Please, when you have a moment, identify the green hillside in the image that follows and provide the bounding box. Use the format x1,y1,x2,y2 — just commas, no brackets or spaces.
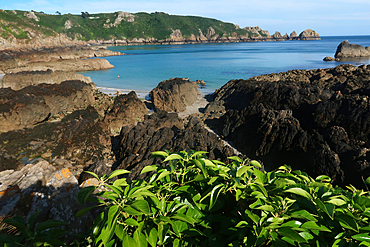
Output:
0,9,259,42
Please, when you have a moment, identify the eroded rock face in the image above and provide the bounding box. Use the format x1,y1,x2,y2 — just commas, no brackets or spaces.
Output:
0,160,94,239
335,40,370,58
0,80,95,132
208,64,370,187
103,91,148,133
0,70,92,90
116,111,243,180
150,78,200,113
298,29,320,40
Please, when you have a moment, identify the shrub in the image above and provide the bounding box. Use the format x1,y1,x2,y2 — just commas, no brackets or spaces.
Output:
77,150,370,246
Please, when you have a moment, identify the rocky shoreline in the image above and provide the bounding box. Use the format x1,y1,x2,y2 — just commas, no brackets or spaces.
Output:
1,40,370,242
97,28,320,46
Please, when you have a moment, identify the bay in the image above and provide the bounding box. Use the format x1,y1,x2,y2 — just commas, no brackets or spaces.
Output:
80,36,370,95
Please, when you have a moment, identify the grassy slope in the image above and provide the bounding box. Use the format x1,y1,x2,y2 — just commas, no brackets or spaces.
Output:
0,10,257,41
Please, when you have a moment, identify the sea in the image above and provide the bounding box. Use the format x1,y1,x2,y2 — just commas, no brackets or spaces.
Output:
79,36,370,96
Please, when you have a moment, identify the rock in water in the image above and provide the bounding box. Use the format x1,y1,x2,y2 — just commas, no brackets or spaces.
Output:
335,40,370,58
150,78,200,112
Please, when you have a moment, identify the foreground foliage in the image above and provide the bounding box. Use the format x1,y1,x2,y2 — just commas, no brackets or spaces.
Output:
78,151,370,246
3,150,370,246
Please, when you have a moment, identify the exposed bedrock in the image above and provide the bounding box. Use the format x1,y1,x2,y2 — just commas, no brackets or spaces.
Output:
116,111,243,180
335,40,370,58
0,80,95,132
0,70,92,90
208,64,370,187
149,78,200,113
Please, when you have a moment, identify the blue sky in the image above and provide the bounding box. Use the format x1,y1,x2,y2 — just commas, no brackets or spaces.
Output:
2,0,369,36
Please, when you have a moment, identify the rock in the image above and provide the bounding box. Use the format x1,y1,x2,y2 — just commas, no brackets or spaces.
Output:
0,80,95,132
116,111,244,180
323,56,338,61
0,70,92,90
272,31,284,40
298,29,320,40
208,64,370,188
290,31,298,39
103,91,148,133
335,40,370,58
195,79,206,86
0,160,94,240
150,78,200,113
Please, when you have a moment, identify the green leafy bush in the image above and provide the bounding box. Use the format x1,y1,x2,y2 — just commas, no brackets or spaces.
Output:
77,150,370,246
0,211,67,246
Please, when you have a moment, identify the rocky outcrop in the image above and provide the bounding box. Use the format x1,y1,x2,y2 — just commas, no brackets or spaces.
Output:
103,11,135,28
0,160,94,239
335,40,370,58
0,70,92,90
103,91,149,134
208,64,370,188
298,29,320,40
0,80,95,132
150,78,200,112
116,111,244,180
0,45,122,72
323,56,338,61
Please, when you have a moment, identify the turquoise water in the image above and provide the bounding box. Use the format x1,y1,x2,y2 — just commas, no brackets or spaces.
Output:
80,36,370,94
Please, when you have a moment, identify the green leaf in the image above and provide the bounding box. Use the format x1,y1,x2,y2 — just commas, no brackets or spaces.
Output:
254,169,267,184
255,205,275,212
250,160,262,168
365,177,370,185
281,220,302,228
171,220,188,236
2,216,27,237
208,183,224,210
191,159,208,178
83,170,100,180
245,209,260,225
228,156,243,163
141,165,158,174
125,218,139,226
155,170,171,182
76,206,96,217
35,219,67,232
326,198,347,206
124,206,144,216
335,213,359,232
277,227,307,243
171,213,196,226
173,238,180,247
77,186,96,205
236,165,251,177
131,200,151,215
315,175,331,182
163,154,183,162
315,199,335,220
300,221,331,232
150,151,169,159
353,233,370,242
134,230,148,247
123,235,137,247
147,228,158,247
113,178,128,188
235,221,249,228
106,169,131,180
285,188,312,200
189,151,208,159
27,210,40,229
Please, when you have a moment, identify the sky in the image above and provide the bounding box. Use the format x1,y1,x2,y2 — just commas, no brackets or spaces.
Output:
1,0,369,36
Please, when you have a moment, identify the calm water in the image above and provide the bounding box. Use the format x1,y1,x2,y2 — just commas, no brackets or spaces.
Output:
80,36,370,94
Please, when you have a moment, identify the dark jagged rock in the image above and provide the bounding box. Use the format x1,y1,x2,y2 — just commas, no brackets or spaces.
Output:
335,40,370,58
103,91,148,134
149,78,200,112
208,64,370,187
116,111,242,180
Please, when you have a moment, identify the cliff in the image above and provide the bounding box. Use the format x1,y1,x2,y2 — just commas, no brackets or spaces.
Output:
0,9,320,49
